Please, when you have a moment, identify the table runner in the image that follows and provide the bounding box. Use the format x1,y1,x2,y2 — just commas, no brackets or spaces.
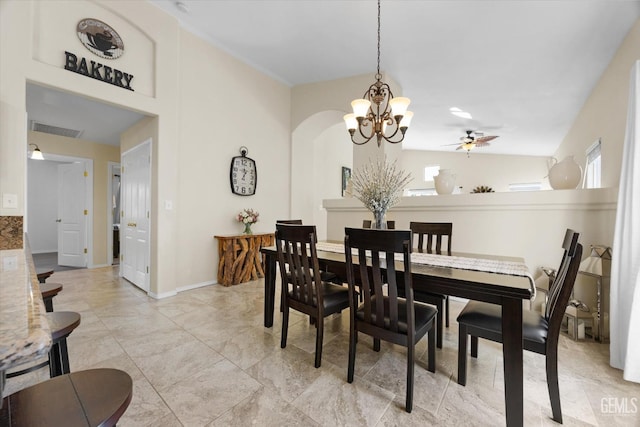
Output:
316,241,535,299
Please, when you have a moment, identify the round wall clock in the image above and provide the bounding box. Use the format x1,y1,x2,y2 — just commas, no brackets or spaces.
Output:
230,146,257,196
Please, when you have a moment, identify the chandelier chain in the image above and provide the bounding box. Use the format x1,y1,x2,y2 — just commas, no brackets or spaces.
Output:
376,0,381,80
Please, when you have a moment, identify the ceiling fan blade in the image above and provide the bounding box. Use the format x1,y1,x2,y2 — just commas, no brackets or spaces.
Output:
455,145,464,150
476,135,498,143
474,141,491,148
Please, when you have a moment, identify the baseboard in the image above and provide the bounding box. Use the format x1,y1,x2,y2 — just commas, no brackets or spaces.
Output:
31,249,57,254
148,290,178,299
177,280,217,293
137,280,217,299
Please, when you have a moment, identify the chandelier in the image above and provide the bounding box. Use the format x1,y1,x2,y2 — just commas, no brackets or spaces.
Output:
344,0,413,147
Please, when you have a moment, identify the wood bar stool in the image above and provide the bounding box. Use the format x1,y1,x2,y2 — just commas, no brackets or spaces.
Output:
0,368,133,427
40,282,63,312
6,312,81,379
36,269,54,284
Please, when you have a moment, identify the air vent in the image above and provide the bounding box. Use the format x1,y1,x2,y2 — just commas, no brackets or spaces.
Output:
30,121,83,138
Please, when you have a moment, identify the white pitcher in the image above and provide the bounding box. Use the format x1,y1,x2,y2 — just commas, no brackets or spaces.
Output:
434,169,456,195
548,156,582,189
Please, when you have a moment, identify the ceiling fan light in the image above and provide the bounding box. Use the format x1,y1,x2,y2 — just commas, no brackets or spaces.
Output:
351,99,371,118
399,111,413,128
343,113,357,131
389,97,410,117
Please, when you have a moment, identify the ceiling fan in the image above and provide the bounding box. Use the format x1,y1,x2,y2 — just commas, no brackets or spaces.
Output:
448,130,499,156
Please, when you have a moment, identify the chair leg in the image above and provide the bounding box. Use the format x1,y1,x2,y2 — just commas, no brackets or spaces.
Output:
280,304,289,349
406,343,414,413
49,342,63,377
58,338,71,375
436,301,443,349
348,327,357,383
314,317,324,368
457,324,467,386
445,296,450,328
373,338,381,352
427,324,436,373
471,336,478,358
546,349,563,423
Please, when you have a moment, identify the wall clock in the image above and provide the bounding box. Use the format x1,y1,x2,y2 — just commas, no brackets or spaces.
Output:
230,146,257,196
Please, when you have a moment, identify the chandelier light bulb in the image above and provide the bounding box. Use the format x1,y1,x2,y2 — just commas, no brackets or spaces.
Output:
351,99,372,118
343,113,358,131
399,111,414,128
389,97,410,117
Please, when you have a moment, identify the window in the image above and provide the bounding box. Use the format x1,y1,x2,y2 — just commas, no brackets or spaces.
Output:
584,139,602,189
406,188,437,196
509,182,543,192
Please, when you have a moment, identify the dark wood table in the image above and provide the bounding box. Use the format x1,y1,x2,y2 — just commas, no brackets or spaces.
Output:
261,244,532,427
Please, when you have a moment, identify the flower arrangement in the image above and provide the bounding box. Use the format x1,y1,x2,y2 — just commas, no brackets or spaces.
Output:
237,208,259,234
351,156,412,228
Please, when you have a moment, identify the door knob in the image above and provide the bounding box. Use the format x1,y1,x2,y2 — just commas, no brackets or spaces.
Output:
55,219,62,223
128,222,137,227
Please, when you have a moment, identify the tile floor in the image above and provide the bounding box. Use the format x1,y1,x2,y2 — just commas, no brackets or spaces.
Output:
5,266,639,426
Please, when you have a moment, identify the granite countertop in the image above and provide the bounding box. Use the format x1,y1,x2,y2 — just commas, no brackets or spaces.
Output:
0,242,52,378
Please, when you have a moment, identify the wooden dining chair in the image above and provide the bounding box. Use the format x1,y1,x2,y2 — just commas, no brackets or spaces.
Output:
457,229,582,423
276,220,341,284
344,228,437,413
275,223,351,368
362,219,395,229
409,221,453,349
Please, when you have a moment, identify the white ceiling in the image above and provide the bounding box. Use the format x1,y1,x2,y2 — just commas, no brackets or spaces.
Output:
27,1,640,155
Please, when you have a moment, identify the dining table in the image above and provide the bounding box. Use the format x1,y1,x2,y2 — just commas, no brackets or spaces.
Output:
261,241,534,427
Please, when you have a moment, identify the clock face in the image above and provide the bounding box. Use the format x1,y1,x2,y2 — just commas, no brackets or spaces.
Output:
230,155,257,196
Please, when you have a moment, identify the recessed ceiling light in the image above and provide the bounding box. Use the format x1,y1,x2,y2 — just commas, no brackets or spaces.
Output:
175,1,189,13
449,107,472,119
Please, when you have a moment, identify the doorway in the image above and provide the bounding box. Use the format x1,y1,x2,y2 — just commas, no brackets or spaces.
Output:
27,153,93,269
107,162,121,266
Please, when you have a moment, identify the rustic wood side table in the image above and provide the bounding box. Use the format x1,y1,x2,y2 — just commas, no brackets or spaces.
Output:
214,232,275,286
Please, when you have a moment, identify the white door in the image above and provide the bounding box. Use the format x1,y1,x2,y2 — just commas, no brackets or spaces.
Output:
57,162,87,267
121,140,151,291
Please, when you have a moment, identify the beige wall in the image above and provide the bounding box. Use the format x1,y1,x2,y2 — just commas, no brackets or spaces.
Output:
174,30,291,292
27,131,120,265
400,150,550,193
0,0,291,297
555,18,640,187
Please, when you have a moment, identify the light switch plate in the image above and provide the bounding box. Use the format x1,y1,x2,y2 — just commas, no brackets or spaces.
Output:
2,255,18,271
2,193,18,209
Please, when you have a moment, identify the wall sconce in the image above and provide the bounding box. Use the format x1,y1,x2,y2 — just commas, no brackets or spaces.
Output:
578,245,612,342
29,143,44,160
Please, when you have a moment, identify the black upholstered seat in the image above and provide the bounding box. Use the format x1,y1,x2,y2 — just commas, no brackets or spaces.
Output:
457,229,582,423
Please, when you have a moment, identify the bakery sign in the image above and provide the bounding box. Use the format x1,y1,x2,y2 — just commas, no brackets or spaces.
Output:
64,18,134,91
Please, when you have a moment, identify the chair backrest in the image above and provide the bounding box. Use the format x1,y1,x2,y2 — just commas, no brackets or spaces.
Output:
275,223,323,308
409,222,452,255
544,229,582,344
276,219,303,225
344,228,414,334
362,219,396,229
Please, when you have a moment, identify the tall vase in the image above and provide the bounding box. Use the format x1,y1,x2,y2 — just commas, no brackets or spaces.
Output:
372,210,387,229
548,156,582,189
243,222,253,234
434,169,456,195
